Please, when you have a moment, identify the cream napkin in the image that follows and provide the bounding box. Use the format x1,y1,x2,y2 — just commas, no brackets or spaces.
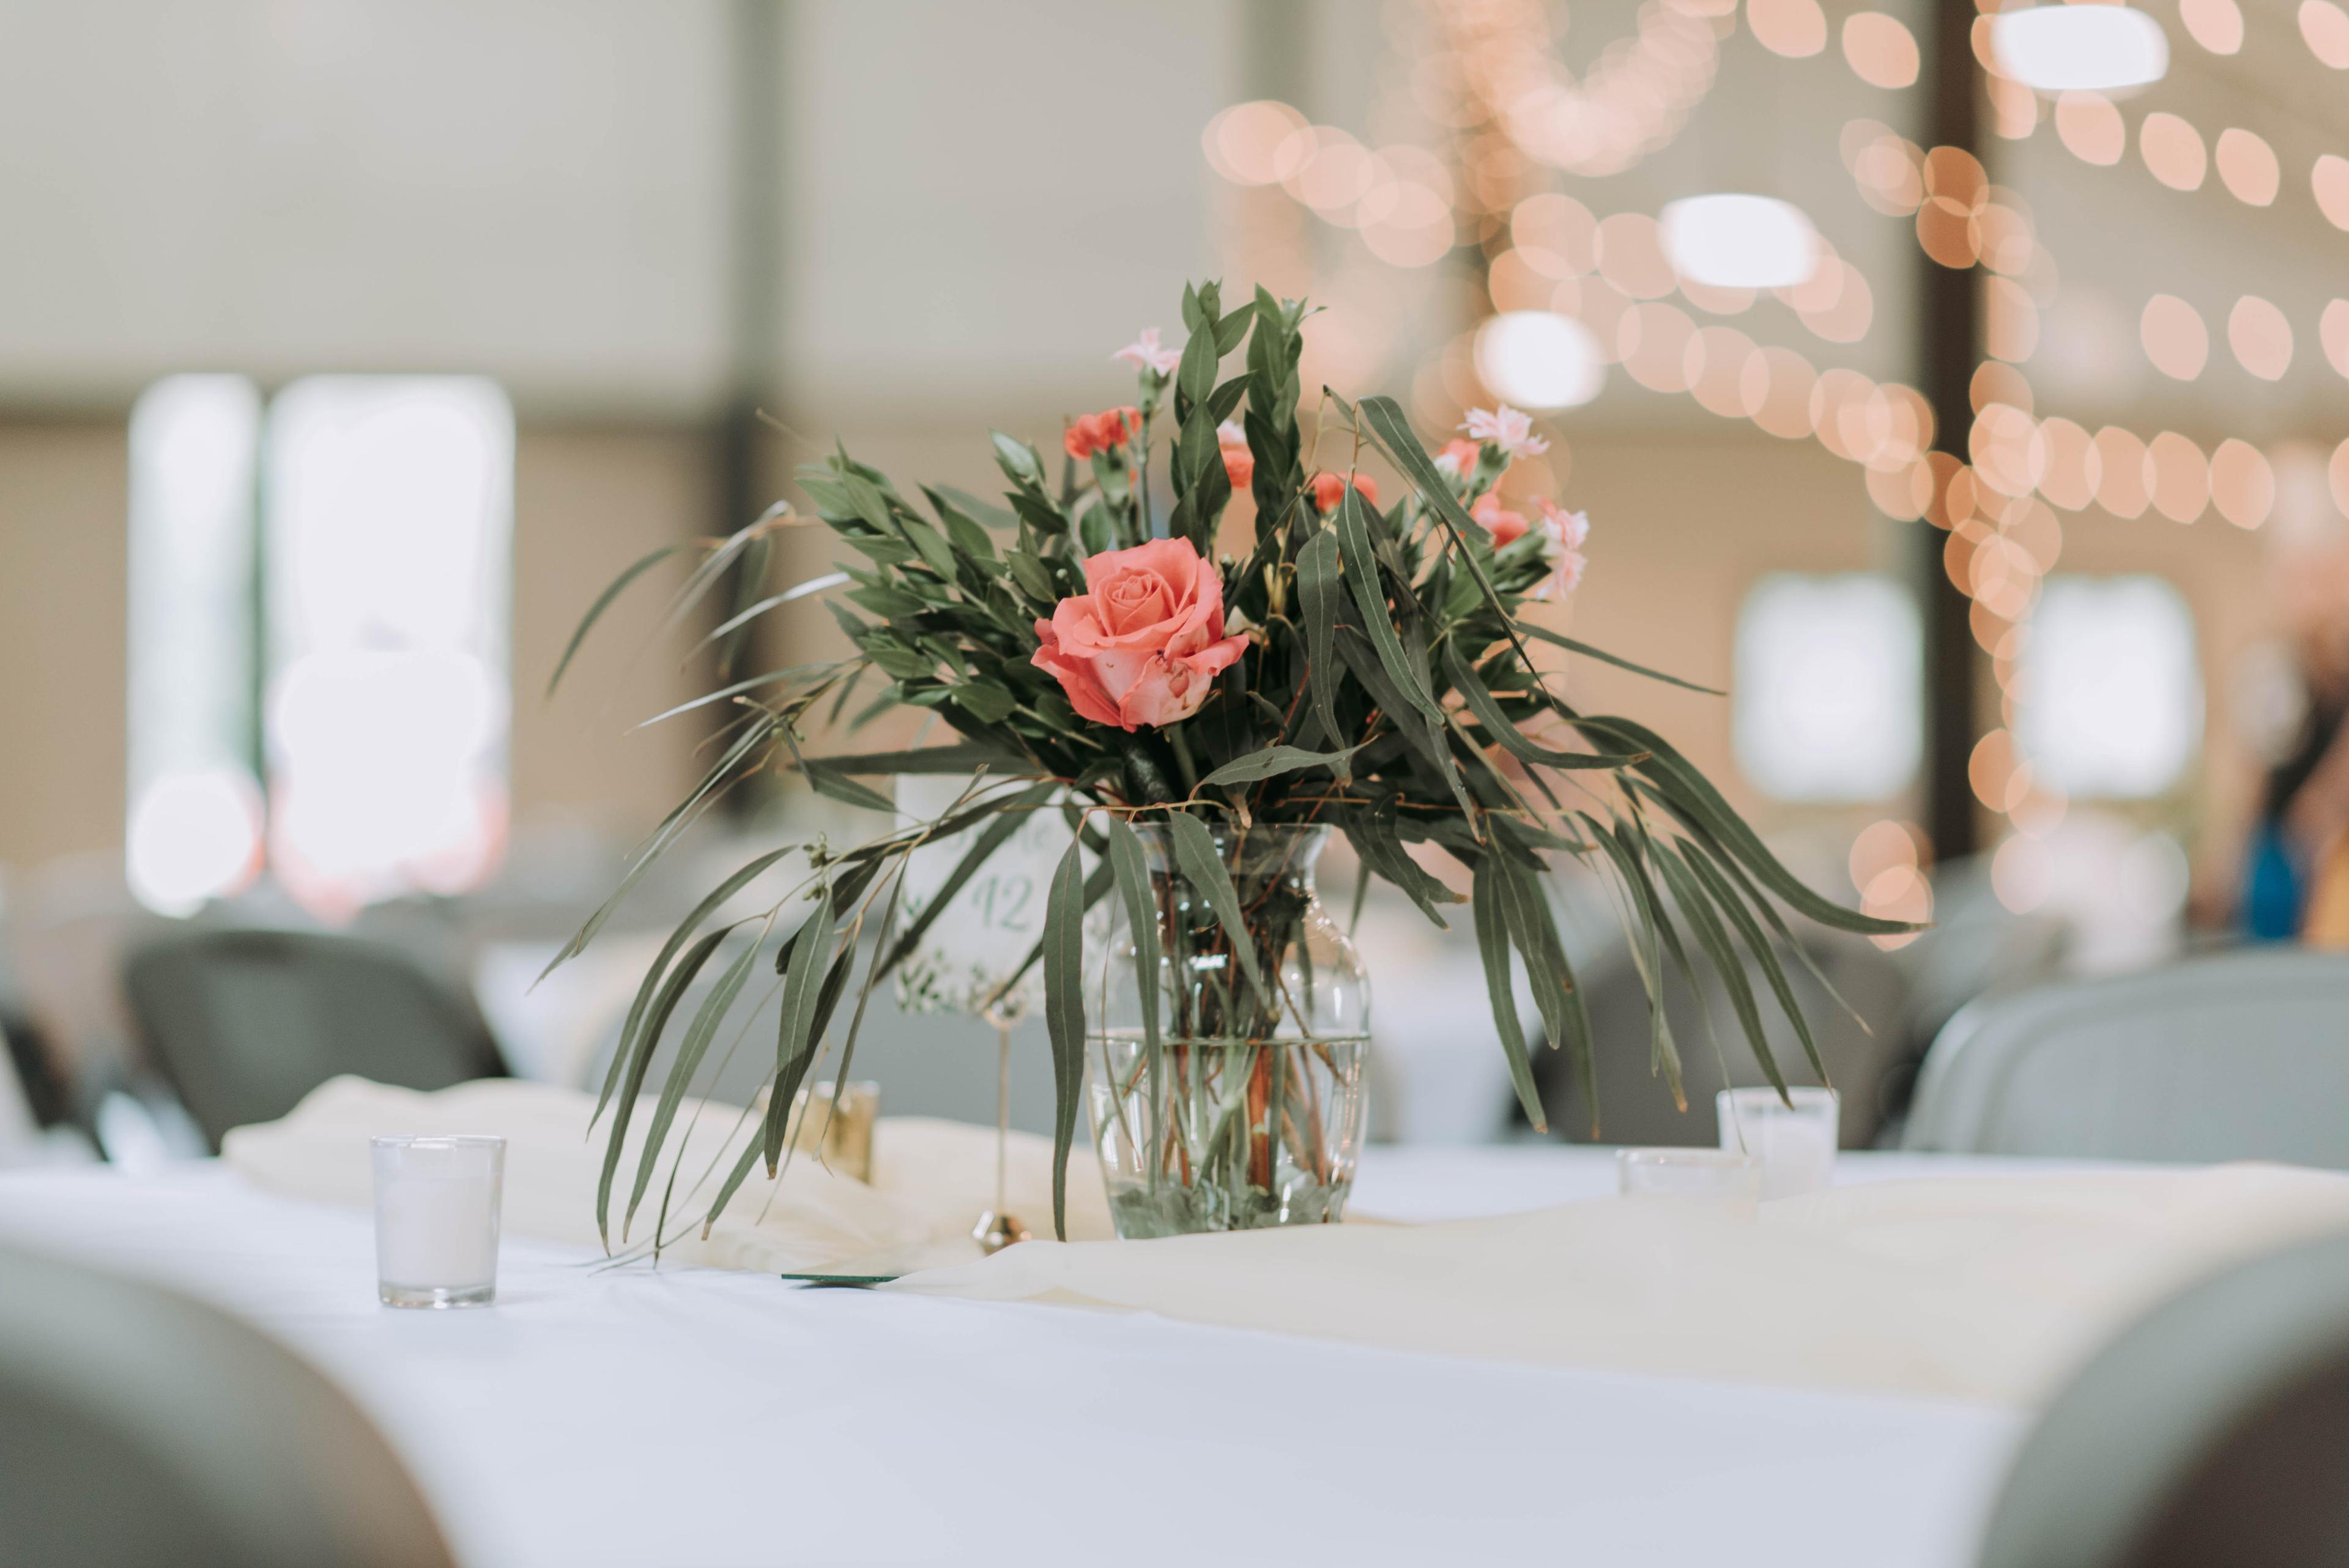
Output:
888,1163,2349,1406
221,1075,1114,1274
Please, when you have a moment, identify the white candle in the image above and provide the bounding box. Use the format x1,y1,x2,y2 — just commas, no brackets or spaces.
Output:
1716,1088,1839,1200
371,1135,504,1307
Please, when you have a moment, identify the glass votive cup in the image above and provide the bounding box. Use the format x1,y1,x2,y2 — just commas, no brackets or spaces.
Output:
1717,1087,1841,1200
1614,1148,1763,1216
371,1134,505,1309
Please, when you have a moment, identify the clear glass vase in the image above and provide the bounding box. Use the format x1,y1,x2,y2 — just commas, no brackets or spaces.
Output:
1085,823,1370,1238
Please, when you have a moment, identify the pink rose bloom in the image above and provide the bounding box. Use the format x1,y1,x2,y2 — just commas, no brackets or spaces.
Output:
1031,538,1247,730
1471,491,1528,548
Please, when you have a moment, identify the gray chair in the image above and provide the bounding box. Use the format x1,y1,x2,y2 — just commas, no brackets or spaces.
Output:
1904,948,2349,1166
125,929,506,1150
1979,1232,2349,1567
0,1243,456,1568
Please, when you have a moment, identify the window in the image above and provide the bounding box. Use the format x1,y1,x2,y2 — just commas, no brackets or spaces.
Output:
1733,573,1922,802
125,376,265,916
125,374,514,920
2015,576,2202,799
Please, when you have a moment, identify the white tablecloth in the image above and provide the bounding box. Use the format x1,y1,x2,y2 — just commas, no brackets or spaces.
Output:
0,1150,2039,1568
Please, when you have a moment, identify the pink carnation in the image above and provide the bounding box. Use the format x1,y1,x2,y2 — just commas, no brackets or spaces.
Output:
1113,327,1182,377
1529,501,1591,600
1460,405,1549,457
1031,538,1247,730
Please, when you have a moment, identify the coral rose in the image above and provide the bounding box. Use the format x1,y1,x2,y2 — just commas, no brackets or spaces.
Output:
1031,537,1247,730
1310,471,1378,513
1471,491,1529,548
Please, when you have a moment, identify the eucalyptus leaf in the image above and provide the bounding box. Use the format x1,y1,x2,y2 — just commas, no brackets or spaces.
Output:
1041,836,1088,1240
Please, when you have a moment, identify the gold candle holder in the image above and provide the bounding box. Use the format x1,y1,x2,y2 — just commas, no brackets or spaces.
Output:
753,1080,880,1183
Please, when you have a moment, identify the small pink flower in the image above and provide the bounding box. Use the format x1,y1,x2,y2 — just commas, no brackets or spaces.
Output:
1461,405,1550,457
1471,491,1528,548
1113,327,1182,378
1432,438,1483,477
1217,419,1254,487
1031,538,1247,730
1311,472,1379,513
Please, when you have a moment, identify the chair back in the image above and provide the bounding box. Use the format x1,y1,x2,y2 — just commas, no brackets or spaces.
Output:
1904,948,2349,1165
1978,1232,2349,1568
125,929,503,1149
0,1243,456,1568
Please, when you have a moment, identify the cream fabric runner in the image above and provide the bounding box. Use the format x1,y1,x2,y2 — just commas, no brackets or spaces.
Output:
889,1164,2349,1407
222,1076,1114,1274
224,1079,2349,1407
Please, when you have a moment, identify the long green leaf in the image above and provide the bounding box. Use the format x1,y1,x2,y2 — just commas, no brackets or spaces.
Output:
1102,816,1162,1066
1471,861,1547,1132
1041,836,1089,1241
1677,835,1830,1087
1515,622,1722,695
814,742,1034,776
546,543,688,698
1294,527,1345,745
1441,644,1641,770
588,844,801,1126
1162,811,1265,997
1649,841,1789,1099
624,930,760,1238
1584,716,1915,937
764,887,837,1174
1332,488,1441,723
1196,743,1362,789
630,663,836,732
1342,816,1460,929
596,924,731,1246
685,572,851,662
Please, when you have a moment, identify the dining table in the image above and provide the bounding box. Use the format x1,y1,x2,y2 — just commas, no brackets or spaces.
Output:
0,1146,2057,1568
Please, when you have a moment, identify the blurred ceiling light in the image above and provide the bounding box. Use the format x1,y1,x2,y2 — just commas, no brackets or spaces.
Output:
2138,112,2206,190
126,374,265,917
1733,573,1922,802
2016,576,2202,798
2227,295,2294,380
1658,195,1819,290
2213,127,2279,205
2301,0,2349,66
2139,294,2208,381
2180,0,2244,53
1841,12,1921,87
264,377,514,920
1473,310,1605,409
1748,0,1828,56
1991,6,2170,92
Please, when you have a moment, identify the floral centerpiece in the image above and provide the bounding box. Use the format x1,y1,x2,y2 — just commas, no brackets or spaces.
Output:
552,281,1907,1250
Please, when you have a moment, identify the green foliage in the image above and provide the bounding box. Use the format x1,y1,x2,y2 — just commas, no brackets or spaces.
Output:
549,280,1922,1251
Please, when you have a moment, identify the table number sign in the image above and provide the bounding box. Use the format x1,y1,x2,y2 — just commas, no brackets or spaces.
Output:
891,773,1074,1020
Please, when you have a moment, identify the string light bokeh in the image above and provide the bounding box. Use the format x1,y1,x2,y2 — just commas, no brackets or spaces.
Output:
1200,0,2345,924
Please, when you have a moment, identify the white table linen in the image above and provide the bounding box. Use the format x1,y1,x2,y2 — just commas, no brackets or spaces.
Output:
0,1151,2035,1568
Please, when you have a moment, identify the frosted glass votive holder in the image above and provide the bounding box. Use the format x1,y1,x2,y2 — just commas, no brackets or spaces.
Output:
1615,1148,1763,1216
1717,1087,1840,1200
371,1135,505,1309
